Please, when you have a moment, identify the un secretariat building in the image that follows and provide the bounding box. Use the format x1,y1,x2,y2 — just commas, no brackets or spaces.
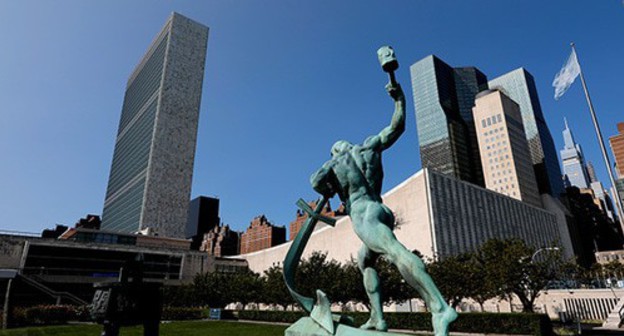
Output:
101,13,208,238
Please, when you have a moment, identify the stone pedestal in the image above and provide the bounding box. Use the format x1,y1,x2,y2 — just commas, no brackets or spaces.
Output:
285,317,407,336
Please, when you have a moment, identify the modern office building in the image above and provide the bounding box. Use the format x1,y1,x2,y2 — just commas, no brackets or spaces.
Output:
239,169,573,274
0,233,248,304
590,181,617,222
489,68,563,197
101,13,209,238
186,196,220,249
587,161,598,183
410,55,487,186
560,119,591,189
473,89,541,207
616,179,624,210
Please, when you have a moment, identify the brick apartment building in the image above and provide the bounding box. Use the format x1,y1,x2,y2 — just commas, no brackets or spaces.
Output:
239,215,286,254
289,200,346,240
200,224,240,257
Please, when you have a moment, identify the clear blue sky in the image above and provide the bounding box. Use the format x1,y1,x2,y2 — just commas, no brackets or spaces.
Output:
0,1,622,235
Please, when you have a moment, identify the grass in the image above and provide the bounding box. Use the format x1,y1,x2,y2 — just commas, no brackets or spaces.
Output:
0,321,287,336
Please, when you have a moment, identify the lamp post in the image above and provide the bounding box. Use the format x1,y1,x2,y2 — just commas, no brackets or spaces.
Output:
530,247,560,264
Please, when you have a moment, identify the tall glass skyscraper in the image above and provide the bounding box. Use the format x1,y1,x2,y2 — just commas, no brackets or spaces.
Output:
410,55,487,186
101,13,209,238
560,119,590,189
489,68,564,197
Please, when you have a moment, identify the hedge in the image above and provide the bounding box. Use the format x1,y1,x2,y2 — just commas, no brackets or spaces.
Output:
237,310,553,336
161,307,206,320
10,305,90,327
6,305,239,327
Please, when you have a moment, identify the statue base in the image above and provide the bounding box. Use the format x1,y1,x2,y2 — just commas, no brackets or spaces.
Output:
285,317,407,336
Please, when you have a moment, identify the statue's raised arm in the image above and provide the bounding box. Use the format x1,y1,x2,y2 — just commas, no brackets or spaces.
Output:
376,82,405,150
373,46,406,151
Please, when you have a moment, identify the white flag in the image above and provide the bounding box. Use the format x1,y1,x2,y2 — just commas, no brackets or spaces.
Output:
553,49,581,100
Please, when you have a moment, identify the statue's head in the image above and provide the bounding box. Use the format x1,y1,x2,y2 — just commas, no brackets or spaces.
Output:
331,140,352,157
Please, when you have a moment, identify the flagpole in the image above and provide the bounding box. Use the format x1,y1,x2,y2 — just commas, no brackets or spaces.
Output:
572,42,624,227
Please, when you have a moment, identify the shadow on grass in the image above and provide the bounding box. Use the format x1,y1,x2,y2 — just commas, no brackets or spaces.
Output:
0,321,287,336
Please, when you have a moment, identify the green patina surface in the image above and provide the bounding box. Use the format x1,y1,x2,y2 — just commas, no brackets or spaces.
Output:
282,46,457,336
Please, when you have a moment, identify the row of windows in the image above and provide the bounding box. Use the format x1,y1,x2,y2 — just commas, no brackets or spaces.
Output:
106,101,157,199
481,114,503,128
482,127,505,140
428,171,559,258
101,176,146,233
118,33,168,133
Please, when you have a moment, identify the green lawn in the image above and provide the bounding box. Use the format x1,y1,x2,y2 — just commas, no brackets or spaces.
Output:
0,321,287,336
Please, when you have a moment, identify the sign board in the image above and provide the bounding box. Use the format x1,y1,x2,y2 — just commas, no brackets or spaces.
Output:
209,308,221,320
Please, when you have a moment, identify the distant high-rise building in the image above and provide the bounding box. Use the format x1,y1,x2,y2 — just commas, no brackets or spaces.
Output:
473,89,541,207
560,119,591,189
616,179,624,211
239,215,286,254
610,122,624,178
186,196,220,249
590,181,617,222
101,13,209,237
410,55,487,186
489,68,563,197
587,161,598,183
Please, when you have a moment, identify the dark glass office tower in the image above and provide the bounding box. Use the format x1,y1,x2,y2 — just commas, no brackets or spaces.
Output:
410,55,487,186
489,68,564,197
101,13,209,238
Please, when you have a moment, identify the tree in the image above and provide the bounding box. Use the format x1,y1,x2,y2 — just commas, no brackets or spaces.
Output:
428,253,485,309
262,265,293,310
603,260,624,281
229,270,263,310
336,258,367,308
375,257,419,306
161,284,196,307
295,251,344,304
478,238,564,313
193,272,228,308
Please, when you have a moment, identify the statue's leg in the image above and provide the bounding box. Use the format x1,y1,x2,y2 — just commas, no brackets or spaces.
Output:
357,245,387,331
360,221,457,336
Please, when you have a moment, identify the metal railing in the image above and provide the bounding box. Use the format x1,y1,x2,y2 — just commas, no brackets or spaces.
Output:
18,274,87,305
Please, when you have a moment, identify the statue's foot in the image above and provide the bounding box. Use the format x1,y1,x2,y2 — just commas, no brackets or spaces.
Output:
360,317,388,332
432,307,458,336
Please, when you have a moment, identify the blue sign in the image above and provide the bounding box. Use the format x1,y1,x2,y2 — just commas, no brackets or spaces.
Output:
209,308,221,320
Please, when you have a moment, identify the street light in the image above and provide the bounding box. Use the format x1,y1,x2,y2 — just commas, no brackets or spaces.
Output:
530,247,560,263
517,247,560,264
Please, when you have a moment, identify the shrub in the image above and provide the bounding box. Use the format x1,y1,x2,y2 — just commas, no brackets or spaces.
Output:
7,305,90,327
161,307,205,320
23,305,76,326
238,310,305,323
160,307,237,321
238,310,553,336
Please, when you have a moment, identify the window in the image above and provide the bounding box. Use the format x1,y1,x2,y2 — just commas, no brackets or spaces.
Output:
481,120,487,128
